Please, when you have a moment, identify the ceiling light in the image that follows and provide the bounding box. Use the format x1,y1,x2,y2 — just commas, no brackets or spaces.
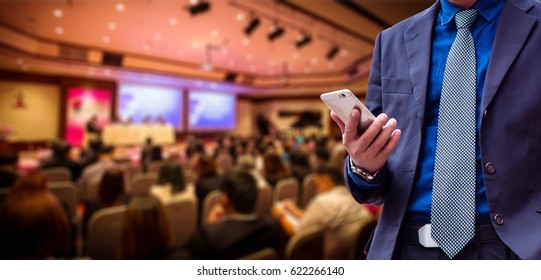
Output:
244,16,260,36
296,33,312,48
189,1,210,16
327,46,340,60
268,24,285,41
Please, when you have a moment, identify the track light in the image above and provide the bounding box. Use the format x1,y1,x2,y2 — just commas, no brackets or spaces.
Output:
296,33,312,48
268,24,285,41
326,46,340,60
244,16,260,36
189,1,210,16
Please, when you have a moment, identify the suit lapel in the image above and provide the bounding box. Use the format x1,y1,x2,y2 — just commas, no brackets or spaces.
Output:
404,3,439,123
481,0,536,112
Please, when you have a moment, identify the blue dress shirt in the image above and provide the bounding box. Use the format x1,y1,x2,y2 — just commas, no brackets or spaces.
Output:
347,0,504,224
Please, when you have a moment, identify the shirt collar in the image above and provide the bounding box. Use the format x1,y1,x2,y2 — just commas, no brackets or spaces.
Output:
440,0,505,25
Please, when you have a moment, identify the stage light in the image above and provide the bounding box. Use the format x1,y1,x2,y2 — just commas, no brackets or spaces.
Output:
268,24,285,41
296,33,312,48
244,16,260,36
189,1,210,16
326,46,340,60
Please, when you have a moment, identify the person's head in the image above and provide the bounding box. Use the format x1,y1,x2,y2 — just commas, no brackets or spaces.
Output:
98,167,125,205
88,139,103,152
196,155,216,176
98,145,114,160
0,190,69,259
51,141,71,158
219,170,258,215
158,162,185,193
12,171,48,194
263,152,288,176
316,164,344,187
120,195,171,259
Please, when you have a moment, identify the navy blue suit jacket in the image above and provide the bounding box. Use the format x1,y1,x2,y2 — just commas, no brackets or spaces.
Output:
346,0,541,259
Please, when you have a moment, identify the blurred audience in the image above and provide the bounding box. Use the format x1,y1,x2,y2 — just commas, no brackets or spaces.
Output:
272,165,373,259
262,152,290,187
40,140,82,181
186,170,286,259
194,155,222,222
0,151,19,189
0,172,69,259
141,137,162,172
119,195,171,259
78,145,116,201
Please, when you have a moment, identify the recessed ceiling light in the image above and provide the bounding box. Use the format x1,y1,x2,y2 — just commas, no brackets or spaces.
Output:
340,49,349,57
108,22,117,30
210,29,219,37
191,41,200,49
115,3,125,12
245,54,253,61
236,12,245,22
327,62,335,69
310,57,319,65
292,52,300,60
177,50,184,58
250,65,257,72
102,36,111,44
53,9,63,18
55,26,64,35
168,18,177,26
242,38,250,46
154,33,162,40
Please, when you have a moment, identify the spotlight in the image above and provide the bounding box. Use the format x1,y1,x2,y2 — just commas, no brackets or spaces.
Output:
244,16,260,36
296,33,312,48
268,24,285,41
189,1,210,16
326,46,339,60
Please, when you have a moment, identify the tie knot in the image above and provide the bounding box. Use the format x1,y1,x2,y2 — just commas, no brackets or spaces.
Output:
455,9,478,30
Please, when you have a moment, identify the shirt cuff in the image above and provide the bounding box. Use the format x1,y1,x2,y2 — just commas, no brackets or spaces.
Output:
346,155,382,189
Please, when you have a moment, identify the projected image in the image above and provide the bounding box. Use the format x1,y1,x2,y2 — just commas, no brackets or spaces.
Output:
188,91,236,130
118,84,182,128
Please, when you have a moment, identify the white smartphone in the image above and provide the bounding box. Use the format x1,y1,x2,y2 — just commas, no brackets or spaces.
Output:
320,89,375,132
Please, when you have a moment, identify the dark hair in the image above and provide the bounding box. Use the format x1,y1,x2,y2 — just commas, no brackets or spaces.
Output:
316,165,344,186
158,162,185,193
197,155,216,176
13,171,48,193
0,152,18,166
98,145,114,154
120,195,170,259
98,168,125,205
0,190,69,259
51,141,71,158
219,170,258,214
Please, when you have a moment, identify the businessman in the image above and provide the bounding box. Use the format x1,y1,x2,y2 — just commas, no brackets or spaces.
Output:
332,0,541,259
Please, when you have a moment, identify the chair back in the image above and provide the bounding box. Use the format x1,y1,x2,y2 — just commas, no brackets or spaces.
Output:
130,172,158,196
42,167,72,182
255,186,272,219
239,247,278,260
273,177,299,203
87,205,127,260
300,173,317,208
165,195,198,248
201,190,221,225
349,216,378,260
49,181,77,220
148,160,165,174
285,225,324,260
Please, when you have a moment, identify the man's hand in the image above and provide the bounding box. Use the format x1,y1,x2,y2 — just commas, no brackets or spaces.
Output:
330,108,401,173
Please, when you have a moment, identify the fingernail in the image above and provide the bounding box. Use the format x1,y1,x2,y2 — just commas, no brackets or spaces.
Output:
378,114,387,121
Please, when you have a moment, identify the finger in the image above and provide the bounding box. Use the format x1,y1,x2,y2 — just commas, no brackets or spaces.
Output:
330,111,345,134
369,118,398,153
357,113,388,151
343,108,361,143
377,129,402,160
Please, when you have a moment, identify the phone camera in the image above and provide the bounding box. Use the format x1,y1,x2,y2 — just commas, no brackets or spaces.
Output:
339,93,345,97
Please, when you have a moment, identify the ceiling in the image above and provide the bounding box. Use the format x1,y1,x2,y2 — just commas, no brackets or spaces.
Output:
0,0,434,98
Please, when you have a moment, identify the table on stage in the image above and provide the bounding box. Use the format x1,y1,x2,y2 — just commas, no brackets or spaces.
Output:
101,124,175,146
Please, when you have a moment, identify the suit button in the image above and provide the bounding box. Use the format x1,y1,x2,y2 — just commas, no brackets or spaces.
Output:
494,214,504,225
485,162,496,174
483,110,488,118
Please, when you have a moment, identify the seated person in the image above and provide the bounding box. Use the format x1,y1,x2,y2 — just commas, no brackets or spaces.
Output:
272,165,374,260
0,151,19,189
40,141,81,181
186,170,287,259
77,145,116,201
0,173,69,259
119,195,171,259
141,137,162,172
150,161,193,202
